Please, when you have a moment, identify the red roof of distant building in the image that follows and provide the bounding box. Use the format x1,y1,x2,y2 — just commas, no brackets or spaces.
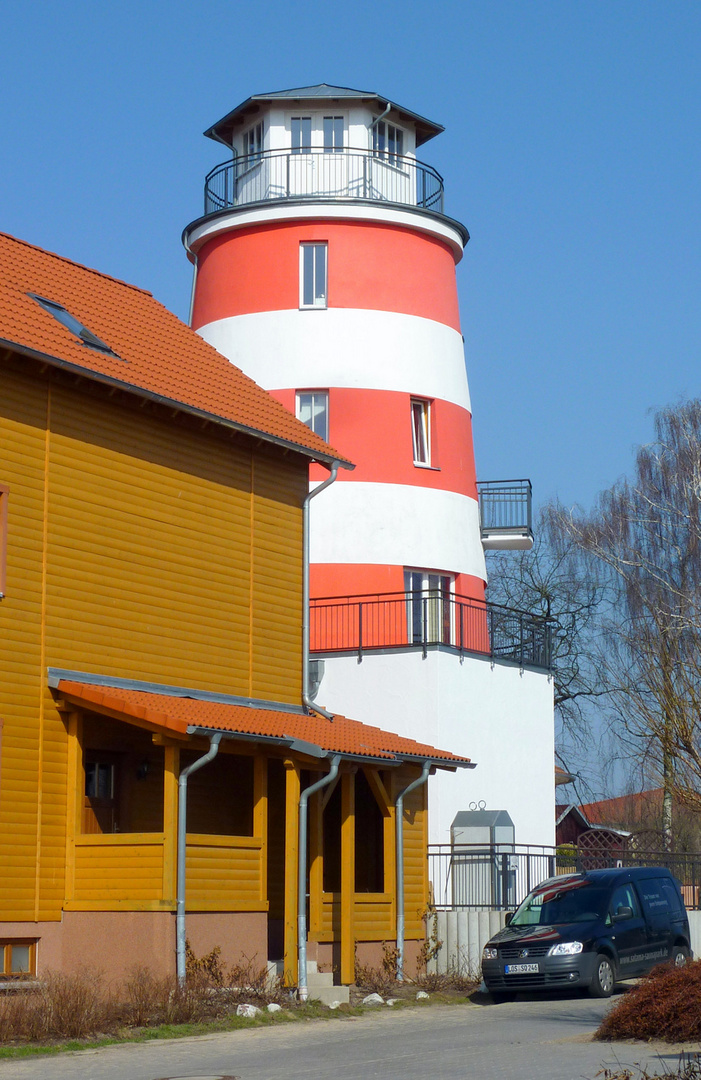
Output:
0,232,351,467
579,789,664,827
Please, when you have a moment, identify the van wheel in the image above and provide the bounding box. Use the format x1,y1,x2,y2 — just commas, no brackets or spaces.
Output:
672,945,689,968
589,954,615,998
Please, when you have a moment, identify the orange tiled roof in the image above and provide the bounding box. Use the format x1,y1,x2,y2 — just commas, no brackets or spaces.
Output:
0,232,351,467
55,679,472,768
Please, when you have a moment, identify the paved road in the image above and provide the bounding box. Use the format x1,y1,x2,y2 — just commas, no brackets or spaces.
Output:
0,991,699,1080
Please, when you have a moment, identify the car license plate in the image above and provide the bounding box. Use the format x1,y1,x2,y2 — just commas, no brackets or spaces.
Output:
504,963,539,974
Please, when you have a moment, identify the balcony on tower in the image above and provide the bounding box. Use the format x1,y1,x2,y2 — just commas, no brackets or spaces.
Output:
477,479,534,551
199,84,456,224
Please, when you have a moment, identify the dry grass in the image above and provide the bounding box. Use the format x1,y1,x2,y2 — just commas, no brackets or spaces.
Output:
595,1058,701,1079
0,944,288,1045
597,960,701,1043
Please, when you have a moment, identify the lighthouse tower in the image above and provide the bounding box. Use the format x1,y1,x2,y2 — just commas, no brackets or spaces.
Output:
183,86,555,848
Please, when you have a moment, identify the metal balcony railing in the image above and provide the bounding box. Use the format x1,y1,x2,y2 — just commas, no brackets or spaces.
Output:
310,590,551,670
477,480,533,548
204,147,445,217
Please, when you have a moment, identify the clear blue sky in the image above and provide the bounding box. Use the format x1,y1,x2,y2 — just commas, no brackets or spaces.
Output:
3,1,699,513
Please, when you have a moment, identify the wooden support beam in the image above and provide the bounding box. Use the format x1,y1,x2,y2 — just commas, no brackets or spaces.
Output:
64,711,83,903
308,782,323,937
283,759,300,986
253,756,268,905
340,770,356,985
162,743,179,902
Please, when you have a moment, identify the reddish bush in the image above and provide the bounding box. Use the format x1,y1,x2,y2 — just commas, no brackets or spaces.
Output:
597,960,701,1043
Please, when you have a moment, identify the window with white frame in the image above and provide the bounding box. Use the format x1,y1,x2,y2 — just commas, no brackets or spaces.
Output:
323,115,344,153
296,391,329,441
243,121,264,164
373,120,404,165
411,398,431,465
300,243,327,308
291,116,312,153
405,570,454,646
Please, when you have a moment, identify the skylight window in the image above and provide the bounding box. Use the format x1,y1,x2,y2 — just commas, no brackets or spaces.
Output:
29,294,121,358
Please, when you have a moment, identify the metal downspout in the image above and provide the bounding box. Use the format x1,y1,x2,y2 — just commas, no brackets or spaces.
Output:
302,462,340,719
395,760,431,981
176,733,223,982
297,754,341,1002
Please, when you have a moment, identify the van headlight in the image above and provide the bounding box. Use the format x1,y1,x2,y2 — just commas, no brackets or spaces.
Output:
548,941,583,956
482,947,498,960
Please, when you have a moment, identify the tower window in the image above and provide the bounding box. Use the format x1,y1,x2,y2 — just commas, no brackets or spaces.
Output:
291,116,312,153
405,570,454,646
411,398,431,466
300,243,327,308
29,295,120,358
243,121,264,163
373,121,404,166
296,391,329,442
323,116,344,153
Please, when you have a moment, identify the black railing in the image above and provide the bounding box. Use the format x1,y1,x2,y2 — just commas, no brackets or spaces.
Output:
477,479,533,539
428,843,701,910
429,844,557,910
204,147,445,216
310,590,552,670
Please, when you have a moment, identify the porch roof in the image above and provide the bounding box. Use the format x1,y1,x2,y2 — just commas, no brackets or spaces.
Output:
51,671,474,771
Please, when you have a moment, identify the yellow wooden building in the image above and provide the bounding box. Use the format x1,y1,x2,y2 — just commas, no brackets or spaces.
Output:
0,232,471,987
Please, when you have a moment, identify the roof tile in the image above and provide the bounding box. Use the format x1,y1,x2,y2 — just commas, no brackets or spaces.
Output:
0,232,350,466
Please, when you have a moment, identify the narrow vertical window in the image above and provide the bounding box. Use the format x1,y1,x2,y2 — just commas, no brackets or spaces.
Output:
300,243,328,308
411,398,431,465
296,391,329,441
323,116,344,153
0,485,7,600
405,570,453,646
243,121,264,164
373,120,404,166
291,116,312,153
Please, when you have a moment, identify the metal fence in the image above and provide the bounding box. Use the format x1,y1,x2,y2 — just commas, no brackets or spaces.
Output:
204,147,445,216
310,591,552,670
428,843,701,910
477,479,533,537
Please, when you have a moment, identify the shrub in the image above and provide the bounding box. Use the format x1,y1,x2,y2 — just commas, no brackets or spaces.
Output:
0,970,114,1041
597,960,701,1043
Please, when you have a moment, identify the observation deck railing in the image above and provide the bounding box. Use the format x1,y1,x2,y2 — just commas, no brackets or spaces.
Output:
204,147,445,216
310,590,551,670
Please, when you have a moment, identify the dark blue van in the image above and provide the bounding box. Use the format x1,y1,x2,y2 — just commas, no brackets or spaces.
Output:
481,867,691,1001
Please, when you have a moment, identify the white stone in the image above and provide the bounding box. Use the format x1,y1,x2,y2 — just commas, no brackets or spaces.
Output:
328,1001,342,1010
386,998,398,1006
266,1002,282,1013
362,992,385,1006
416,991,430,1000
236,1003,261,1018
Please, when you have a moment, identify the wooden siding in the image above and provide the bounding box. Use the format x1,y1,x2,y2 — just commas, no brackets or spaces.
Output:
71,834,167,907
0,363,309,921
185,835,265,911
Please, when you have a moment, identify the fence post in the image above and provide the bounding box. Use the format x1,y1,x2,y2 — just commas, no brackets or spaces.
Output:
422,596,428,659
358,602,363,662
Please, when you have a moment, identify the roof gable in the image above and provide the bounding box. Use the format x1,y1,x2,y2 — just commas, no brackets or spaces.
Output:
0,232,351,468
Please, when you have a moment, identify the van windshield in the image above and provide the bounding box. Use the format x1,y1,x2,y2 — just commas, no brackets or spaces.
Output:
510,881,610,926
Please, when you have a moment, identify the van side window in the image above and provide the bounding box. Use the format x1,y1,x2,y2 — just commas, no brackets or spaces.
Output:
638,877,675,917
609,884,641,920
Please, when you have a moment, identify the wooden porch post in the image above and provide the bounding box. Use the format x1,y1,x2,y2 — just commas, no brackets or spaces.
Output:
162,743,179,902
340,769,356,985
283,759,300,985
64,711,83,902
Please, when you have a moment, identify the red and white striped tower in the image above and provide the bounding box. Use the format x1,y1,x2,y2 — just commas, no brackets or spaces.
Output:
183,86,553,848
184,85,485,610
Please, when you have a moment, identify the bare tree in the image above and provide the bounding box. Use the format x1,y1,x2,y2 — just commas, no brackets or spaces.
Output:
552,400,701,850
485,517,609,795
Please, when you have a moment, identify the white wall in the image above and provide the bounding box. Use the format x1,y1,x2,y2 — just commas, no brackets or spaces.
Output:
316,648,555,848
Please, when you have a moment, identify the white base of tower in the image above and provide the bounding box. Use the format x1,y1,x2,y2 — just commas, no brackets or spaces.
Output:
315,648,555,847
